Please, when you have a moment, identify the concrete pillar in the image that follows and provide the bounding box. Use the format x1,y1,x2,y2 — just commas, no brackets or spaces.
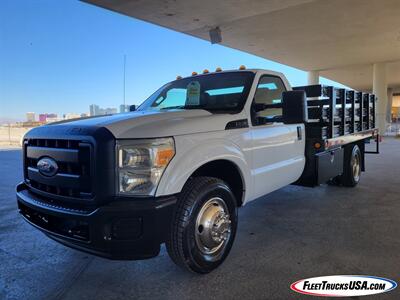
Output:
372,63,388,134
387,88,393,123
307,70,319,85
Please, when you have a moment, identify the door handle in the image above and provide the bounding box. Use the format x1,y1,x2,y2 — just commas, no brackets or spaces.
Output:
297,126,302,140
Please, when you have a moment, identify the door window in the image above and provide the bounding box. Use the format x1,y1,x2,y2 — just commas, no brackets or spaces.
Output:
252,76,286,125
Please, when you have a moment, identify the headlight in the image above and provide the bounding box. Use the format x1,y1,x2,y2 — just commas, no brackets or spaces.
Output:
117,138,175,196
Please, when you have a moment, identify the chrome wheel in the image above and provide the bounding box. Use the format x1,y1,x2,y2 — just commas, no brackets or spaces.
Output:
351,151,361,182
195,197,231,259
167,177,238,273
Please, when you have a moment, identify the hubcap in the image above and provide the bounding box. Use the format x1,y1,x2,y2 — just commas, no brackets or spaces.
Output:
352,151,361,182
195,197,231,257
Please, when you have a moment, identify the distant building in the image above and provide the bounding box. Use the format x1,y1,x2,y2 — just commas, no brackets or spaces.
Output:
39,113,57,123
81,113,89,118
119,104,130,113
104,108,117,115
46,117,62,124
89,104,100,116
39,114,47,123
64,113,81,120
26,112,35,122
89,104,117,116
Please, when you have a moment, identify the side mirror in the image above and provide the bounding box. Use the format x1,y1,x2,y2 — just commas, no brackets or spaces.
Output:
282,91,308,124
129,105,136,112
252,103,268,112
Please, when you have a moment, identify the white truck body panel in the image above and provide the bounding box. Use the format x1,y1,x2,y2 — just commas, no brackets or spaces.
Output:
17,68,373,269
156,69,304,204
57,109,237,138
52,69,305,204
156,122,305,204
249,123,305,200
156,127,253,202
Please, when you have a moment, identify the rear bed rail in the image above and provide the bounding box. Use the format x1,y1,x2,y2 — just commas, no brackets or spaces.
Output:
293,84,376,140
293,85,379,187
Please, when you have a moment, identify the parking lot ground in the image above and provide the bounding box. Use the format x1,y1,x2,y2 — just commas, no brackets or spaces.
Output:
1,138,399,300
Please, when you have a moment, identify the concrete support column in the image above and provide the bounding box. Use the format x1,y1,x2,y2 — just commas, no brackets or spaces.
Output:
373,63,388,134
307,70,319,85
387,88,393,123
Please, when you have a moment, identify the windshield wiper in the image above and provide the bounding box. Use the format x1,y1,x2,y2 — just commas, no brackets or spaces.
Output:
159,105,186,110
159,105,217,114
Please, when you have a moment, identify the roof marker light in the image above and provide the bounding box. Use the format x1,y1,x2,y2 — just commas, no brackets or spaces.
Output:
191,71,198,76
239,65,246,70
203,69,209,74
215,67,222,72
176,75,182,80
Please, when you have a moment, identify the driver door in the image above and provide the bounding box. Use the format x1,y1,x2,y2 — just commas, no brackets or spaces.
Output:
250,75,305,200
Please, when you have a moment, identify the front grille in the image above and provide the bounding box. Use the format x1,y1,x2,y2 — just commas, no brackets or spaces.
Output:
24,138,93,200
27,138,80,149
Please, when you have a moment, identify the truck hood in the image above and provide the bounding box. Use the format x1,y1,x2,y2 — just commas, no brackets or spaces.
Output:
48,109,243,138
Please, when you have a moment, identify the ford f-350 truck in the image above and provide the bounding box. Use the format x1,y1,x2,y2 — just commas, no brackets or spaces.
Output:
16,68,379,273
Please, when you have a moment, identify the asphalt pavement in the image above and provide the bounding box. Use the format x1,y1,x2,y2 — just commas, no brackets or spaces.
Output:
0,139,399,300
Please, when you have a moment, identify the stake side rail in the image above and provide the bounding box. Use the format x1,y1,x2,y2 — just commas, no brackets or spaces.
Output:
293,84,379,153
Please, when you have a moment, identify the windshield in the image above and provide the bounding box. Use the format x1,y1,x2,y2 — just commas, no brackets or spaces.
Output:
137,71,255,114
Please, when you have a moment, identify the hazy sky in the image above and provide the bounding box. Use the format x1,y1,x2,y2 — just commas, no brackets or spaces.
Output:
0,0,344,121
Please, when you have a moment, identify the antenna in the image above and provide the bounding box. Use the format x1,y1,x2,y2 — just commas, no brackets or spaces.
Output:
123,54,126,107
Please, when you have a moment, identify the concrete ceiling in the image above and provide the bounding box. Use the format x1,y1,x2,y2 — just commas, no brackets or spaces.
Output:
85,0,400,91
321,61,400,91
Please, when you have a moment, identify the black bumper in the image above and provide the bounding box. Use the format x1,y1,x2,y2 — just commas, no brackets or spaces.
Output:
16,183,177,260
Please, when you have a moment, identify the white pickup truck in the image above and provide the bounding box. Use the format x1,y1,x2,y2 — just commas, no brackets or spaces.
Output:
17,68,378,273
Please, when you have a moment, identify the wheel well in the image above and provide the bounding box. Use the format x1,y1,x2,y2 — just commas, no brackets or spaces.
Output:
190,160,244,206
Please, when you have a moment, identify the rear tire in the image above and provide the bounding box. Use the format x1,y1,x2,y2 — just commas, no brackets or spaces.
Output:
166,176,238,273
341,144,362,187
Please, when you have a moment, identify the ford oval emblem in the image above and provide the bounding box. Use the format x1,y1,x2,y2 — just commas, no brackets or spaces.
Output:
37,157,58,177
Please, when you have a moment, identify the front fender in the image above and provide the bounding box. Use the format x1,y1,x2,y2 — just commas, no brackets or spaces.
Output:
155,135,252,203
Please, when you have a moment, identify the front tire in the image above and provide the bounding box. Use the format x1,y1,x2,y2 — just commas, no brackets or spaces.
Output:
166,176,238,273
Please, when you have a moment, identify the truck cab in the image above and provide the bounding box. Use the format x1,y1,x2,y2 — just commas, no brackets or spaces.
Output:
16,68,377,273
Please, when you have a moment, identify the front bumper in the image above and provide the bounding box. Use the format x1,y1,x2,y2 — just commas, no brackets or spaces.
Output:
16,183,177,260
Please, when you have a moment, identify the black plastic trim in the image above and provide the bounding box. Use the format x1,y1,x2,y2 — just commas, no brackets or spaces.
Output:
27,167,82,189
27,146,79,163
225,119,249,130
17,183,177,260
23,125,115,205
